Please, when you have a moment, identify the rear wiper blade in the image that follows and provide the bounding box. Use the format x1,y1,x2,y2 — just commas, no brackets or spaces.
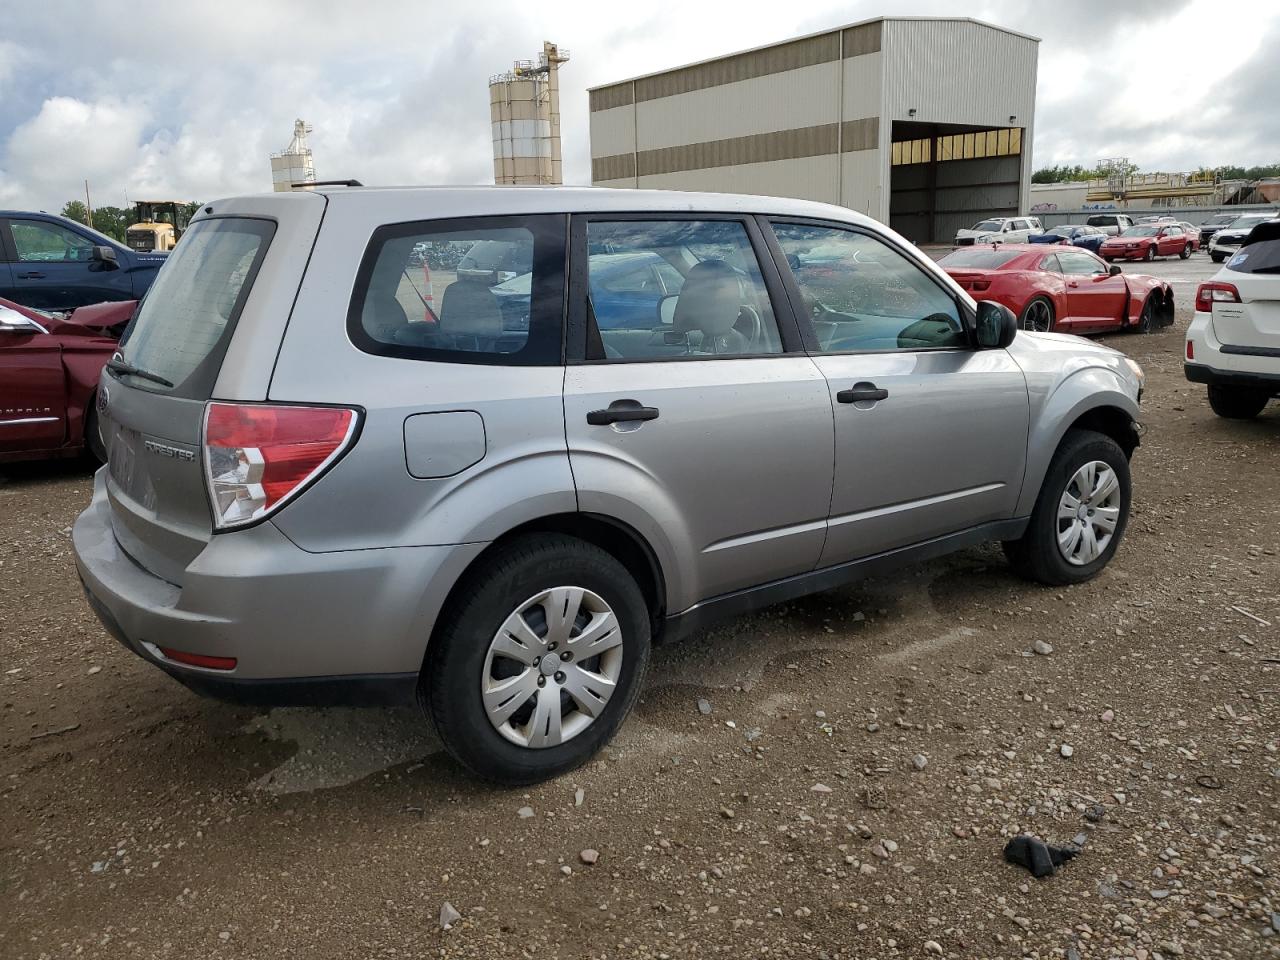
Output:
107,355,174,388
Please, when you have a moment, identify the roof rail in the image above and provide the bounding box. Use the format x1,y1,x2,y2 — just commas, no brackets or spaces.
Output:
292,179,364,188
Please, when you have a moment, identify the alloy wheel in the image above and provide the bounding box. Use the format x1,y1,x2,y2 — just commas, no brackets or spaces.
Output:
1023,299,1053,332
1056,460,1122,566
481,586,624,748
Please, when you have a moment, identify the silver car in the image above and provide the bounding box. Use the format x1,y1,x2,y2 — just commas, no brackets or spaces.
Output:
73,187,1144,784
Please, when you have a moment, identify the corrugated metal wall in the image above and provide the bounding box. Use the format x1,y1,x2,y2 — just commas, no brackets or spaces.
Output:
587,17,1039,229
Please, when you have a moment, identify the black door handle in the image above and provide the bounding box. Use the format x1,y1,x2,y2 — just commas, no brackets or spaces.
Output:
17,271,45,279
586,400,660,426
837,383,889,404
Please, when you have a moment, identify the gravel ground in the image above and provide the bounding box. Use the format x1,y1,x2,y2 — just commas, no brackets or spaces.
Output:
2,292,1278,959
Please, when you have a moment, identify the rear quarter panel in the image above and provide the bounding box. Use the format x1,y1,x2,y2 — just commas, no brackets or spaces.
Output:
990,269,1064,318
265,191,576,553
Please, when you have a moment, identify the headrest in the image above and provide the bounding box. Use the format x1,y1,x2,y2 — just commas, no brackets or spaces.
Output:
672,260,742,337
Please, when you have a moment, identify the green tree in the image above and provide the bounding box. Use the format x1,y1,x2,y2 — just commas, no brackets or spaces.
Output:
61,200,89,225
1033,161,1140,184
91,206,132,242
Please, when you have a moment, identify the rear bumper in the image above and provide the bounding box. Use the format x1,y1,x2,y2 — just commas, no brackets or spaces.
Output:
72,471,486,706
1184,362,1280,393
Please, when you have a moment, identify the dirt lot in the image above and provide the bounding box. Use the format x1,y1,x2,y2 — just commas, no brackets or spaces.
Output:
2,280,1278,959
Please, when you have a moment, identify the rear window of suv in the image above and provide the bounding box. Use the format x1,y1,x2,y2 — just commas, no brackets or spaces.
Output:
116,217,275,398
1227,223,1280,274
349,215,565,365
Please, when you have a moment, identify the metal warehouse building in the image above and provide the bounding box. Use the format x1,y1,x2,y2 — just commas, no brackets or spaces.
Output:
588,17,1038,244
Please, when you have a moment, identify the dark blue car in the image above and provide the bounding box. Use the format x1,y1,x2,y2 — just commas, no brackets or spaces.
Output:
1028,224,1107,254
0,211,167,311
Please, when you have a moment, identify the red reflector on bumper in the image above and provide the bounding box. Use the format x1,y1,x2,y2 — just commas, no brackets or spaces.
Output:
159,647,237,671
1186,340,1194,360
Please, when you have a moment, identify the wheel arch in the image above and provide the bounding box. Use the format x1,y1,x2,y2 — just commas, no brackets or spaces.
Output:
420,511,669,678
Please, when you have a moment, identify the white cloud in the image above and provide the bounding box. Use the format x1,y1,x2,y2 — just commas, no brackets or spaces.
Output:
0,0,1276,212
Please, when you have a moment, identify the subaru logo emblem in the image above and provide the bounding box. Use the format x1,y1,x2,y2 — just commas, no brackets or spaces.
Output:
97,386,110,414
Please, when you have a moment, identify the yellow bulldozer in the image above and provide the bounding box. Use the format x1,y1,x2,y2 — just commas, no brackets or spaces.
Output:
125,200,192,253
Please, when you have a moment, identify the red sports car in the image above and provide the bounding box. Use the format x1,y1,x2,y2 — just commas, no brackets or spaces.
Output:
0,296,134,464
938,244,1174,334
1099,223,1195,262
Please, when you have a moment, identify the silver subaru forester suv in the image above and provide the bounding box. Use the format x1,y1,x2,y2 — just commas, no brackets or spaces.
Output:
74,186,1143,784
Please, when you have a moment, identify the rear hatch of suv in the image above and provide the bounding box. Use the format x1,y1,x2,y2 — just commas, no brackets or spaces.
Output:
1212,222,1280,353
99,194,325,585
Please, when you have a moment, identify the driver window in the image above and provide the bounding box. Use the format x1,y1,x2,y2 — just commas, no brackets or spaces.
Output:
584,220,782,360
1059,252,1106,277
9,220,94,262
772,223,964,354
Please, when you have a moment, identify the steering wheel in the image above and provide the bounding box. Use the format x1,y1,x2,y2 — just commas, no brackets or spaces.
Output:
735,303,764,347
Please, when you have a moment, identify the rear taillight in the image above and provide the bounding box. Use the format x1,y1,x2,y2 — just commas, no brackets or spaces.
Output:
203,403,359,530
1194,281,1241,312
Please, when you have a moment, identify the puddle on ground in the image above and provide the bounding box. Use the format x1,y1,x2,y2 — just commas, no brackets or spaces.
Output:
243,707,440,794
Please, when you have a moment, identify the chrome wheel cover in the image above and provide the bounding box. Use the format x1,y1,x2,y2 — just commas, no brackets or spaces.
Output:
1057,460,1122,566
481,587,623,749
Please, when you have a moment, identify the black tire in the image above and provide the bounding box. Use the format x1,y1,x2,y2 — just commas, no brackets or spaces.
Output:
1211,252,1226,263
1003,429,1132,586
424,534,651,785
1144,245,1156,262
1135,295,1157,334
1207,385,1270,420
84,402,107,464
1180,243,1191,260
1018,295,1055,332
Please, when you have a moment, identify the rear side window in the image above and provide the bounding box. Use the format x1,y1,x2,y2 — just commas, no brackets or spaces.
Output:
349,215,565,365
1228,230,1280,274
117,217,274,398
1088,216,1116,227
582,219,783,359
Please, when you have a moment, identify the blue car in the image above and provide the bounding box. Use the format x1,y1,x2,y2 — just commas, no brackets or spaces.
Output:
1029,224,1107,254
0,211,167,311
493,251,685,330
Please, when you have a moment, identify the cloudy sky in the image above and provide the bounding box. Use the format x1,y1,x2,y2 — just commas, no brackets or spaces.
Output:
1,0,1276,211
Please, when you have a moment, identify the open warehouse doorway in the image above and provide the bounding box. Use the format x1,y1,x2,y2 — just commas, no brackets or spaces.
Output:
889,123,1025,244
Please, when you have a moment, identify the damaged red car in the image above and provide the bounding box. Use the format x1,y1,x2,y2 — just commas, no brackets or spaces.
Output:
937,244,1174,335
0,296,133,464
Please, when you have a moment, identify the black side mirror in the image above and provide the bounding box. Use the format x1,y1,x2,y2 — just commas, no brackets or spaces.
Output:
1109,264,1122,276
92,245,119,269
975,300,1017,348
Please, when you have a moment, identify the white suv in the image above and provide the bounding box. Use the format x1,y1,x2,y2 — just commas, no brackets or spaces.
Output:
953,216,1042,246
1186,219,1280,419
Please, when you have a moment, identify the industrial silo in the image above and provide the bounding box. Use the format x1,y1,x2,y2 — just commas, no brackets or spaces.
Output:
270,119,316,192
490,42,569,185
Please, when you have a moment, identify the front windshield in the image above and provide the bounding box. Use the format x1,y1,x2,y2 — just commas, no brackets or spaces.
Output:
1120,227,1159,237
973,220,1003,232
1229,216,1271,230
